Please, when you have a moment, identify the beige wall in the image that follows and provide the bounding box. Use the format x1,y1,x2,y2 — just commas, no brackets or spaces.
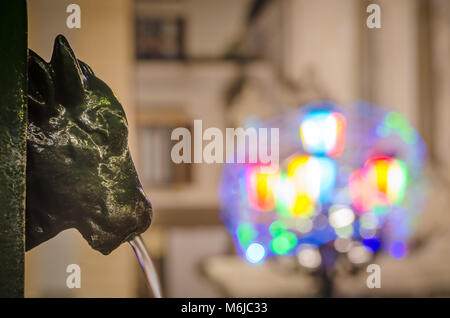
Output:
185,0,252,57
429,0,450,180
283,0,361,104
367,0,420,128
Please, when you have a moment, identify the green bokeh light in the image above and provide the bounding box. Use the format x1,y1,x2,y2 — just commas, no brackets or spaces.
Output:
271,231,298,255
237,223,256,248
269,220,287,237
385,112,416,144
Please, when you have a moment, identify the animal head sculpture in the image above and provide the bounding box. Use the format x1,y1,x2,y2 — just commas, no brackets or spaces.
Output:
26,35,152,255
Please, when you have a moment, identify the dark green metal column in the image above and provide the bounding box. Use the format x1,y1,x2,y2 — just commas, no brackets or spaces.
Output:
0,1,27,297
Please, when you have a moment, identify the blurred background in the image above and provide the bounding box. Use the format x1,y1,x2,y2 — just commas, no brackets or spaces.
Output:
25,0,450,297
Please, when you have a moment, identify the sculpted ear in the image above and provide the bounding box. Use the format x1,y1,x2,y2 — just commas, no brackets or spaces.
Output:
50,34,85,104
28,49,55,105
78,59,95,77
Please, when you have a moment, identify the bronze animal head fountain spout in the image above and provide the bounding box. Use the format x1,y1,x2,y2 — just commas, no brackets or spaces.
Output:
26,35,152,255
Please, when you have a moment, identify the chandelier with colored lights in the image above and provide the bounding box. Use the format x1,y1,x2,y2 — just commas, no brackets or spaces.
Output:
219,101,427,268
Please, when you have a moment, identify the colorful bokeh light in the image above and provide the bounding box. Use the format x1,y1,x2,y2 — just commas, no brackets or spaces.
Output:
390,241,408,259
244,155,336,217
300,110,346,157
287,156,337,206
245,243,266,264
219,101,426,266
246,166,278,211
349,156,409,213
271,231,298,255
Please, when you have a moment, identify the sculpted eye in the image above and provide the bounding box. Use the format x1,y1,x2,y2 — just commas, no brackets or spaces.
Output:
75,114,109,147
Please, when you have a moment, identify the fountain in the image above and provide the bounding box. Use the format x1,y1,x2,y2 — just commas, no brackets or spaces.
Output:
0,1,161,297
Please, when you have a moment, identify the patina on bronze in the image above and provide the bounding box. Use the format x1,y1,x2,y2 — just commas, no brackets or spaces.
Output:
26,35,152,255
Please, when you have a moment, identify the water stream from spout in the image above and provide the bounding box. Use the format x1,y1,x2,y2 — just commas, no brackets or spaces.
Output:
129,235,163,298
